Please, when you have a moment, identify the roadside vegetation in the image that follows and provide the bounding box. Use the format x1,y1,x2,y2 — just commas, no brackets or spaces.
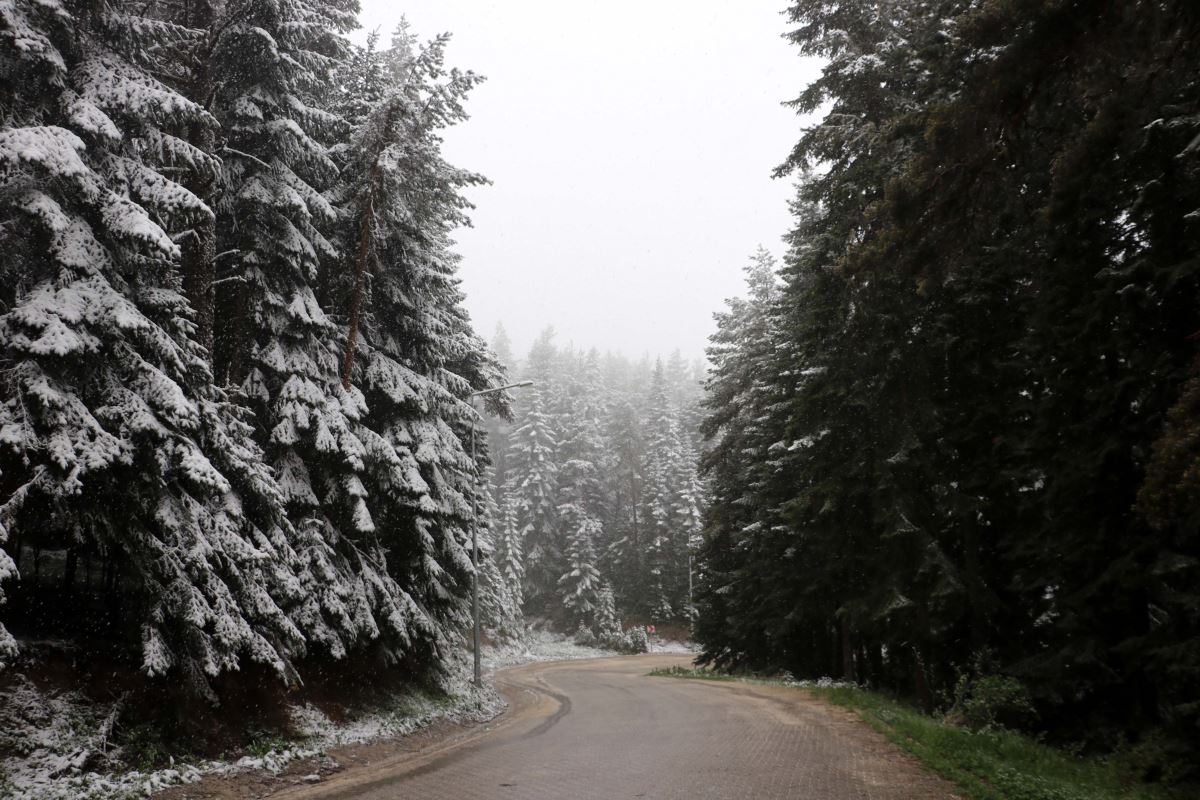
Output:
650,667,1178,800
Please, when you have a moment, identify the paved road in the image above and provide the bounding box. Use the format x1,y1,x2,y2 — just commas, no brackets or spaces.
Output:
285,654,956,800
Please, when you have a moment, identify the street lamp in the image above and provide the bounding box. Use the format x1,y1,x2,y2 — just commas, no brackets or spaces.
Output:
467,380,533,687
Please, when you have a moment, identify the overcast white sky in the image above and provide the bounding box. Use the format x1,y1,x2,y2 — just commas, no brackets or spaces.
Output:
356,1,820,361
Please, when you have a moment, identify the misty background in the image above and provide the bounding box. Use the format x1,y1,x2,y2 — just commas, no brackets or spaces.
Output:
356,0,822,360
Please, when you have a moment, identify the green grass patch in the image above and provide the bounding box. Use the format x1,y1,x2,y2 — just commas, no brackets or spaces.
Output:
650,667,1175,800
648,665,737,681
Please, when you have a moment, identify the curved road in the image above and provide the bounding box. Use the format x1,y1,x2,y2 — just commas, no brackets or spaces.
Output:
282,654,956,800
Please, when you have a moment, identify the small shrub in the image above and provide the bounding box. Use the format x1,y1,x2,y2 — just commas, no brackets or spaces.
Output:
245,731,289,758
599,625,649,654
948,654,1036,732
596,631,622,651
120,723,172,771
572,622,596,646
623,626,649,654
1116,729,1197,787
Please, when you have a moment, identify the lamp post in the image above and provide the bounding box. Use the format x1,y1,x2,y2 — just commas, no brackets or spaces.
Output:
468,380,533,687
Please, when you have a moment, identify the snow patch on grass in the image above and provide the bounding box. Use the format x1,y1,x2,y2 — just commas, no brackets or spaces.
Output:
483,628,615,671
652,638,698,655
0,659,503,800
0,673,150,800
289,675,504,751
483,626,695,671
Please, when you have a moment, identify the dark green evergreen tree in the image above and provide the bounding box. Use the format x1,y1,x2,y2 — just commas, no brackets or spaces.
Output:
694,0,1200,780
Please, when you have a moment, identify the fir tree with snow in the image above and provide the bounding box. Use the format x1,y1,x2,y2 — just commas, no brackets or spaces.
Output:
557,505,602,628
642,361,693,619
511,385,561,615
594,582,621,641
495,494,525,606
325,26,508,671
0,0,308,691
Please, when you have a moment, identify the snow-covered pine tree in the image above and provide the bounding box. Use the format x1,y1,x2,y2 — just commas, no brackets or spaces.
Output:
0,0,307,690
511,385,561,615
557,504,602,628
557,350,609,517
642,361,690,619
0,531,11,665
477,479,521,642
491,323,514,370
495,493,525,606
197,0,411,664
329,26,509,672
524,327,558,385
594,582,621,640
485,324,516,499
672,434,705,619
603,397,649,617
696,247,793,668
552,353,609,625
664,350,693,416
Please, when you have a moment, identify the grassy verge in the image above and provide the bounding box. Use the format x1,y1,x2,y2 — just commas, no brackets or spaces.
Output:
648,666,1173,800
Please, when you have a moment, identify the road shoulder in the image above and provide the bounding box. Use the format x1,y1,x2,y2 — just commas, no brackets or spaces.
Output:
655,675,962,800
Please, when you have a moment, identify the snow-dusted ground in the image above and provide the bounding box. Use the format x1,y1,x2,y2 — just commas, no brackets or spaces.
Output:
1,631,693,799
483,628,618,671
652,638,698,655
483,628,696,672
0,664,502,800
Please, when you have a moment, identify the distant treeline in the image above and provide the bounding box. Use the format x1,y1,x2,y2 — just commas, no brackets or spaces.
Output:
480,327,706,637
697,0,1200,786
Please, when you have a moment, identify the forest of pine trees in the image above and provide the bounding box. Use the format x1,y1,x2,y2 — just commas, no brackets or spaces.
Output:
5,0,1198,790
695,0,1200,782
479,326,705,637
0,0,707,717
0,0,510,698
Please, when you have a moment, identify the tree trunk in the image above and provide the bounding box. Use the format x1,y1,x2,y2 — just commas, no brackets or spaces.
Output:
1132,586,1161,724
182,125,216,360
220,282,249,385
342,106,398,389
868,642,885,688
840,615,855,680
687,553,694,612
341,161,378,389
182,4,218,362
963,511,988,652
106,562,121,621
913,645,934,713
63,545,77,592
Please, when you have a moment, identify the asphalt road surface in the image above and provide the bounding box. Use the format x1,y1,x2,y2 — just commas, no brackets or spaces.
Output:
281,653,957,800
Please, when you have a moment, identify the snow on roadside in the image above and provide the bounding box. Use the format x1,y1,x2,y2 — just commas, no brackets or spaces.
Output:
482,628,615,671
652,638,698,655
290,667,503,751
482,627,696,672
0,656,503,800
0,672,145,800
